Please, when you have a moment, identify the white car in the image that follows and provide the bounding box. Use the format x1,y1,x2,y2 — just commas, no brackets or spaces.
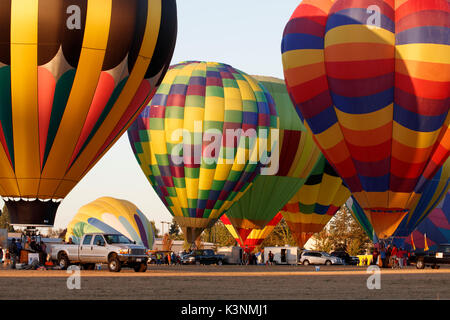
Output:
300,251,343,265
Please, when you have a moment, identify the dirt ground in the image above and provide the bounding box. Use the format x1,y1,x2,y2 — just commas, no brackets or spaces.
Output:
0,264,449,300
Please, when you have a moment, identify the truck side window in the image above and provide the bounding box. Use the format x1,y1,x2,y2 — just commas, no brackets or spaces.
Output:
94,235,105,246
83,235,93,245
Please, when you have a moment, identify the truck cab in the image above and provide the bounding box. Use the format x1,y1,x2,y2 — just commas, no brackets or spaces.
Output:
50,233,148,272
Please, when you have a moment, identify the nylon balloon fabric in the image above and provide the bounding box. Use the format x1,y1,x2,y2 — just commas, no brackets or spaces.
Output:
0,0,177,226
128,61,278,243
220,213,282,253
403,190,450,251
281,155,351,248
65,197,155,249
223,76,321,244
282,0,450,238
395,158,450,237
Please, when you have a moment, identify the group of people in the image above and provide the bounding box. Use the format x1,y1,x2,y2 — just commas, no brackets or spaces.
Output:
372,244,410,269
2,237,48,269
241,251,259,265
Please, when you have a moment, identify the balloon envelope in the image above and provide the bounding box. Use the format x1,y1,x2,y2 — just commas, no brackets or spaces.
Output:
403,191,450,251
281,155,351,248
0,0,177,226
128,62,278,243
282,0,450,238
220,213,282,253
223,76,321,243
66,197,155,249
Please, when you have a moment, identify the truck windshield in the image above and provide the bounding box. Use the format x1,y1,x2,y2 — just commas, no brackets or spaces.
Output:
104,234,133,244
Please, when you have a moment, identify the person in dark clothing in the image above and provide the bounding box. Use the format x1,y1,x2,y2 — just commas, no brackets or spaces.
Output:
8,239,18,269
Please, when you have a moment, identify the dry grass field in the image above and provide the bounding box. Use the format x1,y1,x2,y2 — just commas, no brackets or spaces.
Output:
0,264,449,300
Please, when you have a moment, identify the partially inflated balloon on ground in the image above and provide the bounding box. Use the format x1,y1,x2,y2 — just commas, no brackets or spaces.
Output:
128,62,278,243
399,190,450,251
223,76,321,244
220,213,282,253
0,0,177,226
395,158,450,238
66,197,155,249
281,155,351,248
282,0,450,238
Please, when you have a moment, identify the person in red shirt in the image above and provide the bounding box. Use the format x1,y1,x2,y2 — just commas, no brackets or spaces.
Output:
390,245,398,268
397,248,404,269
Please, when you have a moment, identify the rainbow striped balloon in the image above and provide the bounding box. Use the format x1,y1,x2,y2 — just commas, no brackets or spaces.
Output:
66,197,155,249
281,155,351,248
220,213,282,253
128,62,278,243
282,0,450,239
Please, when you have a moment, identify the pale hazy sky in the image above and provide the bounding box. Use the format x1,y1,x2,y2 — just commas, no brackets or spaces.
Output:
4,1,302,233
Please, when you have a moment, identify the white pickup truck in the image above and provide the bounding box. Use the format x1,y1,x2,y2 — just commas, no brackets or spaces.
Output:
50,233,149,272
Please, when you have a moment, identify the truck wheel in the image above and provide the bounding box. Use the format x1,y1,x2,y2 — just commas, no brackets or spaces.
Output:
416,259,425,269
58,253,70,270
134,263,147,272
108,255,122,272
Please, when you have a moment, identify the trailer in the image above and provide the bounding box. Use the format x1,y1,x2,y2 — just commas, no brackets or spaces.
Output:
264,246,299,265
216,246,242,265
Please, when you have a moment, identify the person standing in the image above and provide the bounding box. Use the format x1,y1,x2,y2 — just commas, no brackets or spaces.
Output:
397,247,404,269
268,251,274,265
391,245,398,268
380,246,387,268
8,239,18,269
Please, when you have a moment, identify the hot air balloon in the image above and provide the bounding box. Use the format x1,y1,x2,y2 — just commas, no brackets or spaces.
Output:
281,155,351,248
282,0,450,238
0,0,177,226
66,196,155,249
220,213,282,253
128,61,278,243
395,158,450,238
404,190,450,251
223,76,321,244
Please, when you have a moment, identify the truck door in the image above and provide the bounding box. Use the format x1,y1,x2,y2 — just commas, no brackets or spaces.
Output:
92,235,108,263
80,235,94,262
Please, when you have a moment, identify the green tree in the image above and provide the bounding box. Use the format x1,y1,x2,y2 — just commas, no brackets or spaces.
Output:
168,218,184,240
0,205,15,232
201,220,236,247
311,205,372,254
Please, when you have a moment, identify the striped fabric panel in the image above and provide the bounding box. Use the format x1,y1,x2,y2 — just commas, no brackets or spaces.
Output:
0,0,176,203
280,155,351,247
220,213,282,253
65,197,155,249
282,0,450,238
395,158,450,237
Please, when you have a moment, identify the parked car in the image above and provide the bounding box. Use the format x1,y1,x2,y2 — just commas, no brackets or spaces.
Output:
330,251,360,265
409,243,450,269
50,233,148,272
299,251,343,265
181,249,225,265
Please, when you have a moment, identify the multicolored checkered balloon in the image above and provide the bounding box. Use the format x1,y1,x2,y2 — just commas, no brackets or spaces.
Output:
128,61,278,243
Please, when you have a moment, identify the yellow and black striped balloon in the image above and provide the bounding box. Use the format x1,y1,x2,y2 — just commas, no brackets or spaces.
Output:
0,0,177,226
